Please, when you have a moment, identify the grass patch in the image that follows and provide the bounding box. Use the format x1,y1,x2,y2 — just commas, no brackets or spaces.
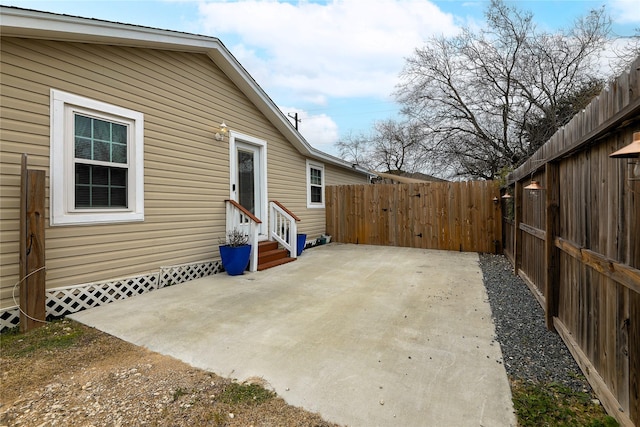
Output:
219,382,275,406
172,387,189,402
512,380,619,427
0,319,86,358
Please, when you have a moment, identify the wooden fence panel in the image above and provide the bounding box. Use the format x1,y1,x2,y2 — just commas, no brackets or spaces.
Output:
326,181,501,253
504,56,640,427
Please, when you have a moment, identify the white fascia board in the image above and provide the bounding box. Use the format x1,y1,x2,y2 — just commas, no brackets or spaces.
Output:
1,6,370,177
0,7,219,51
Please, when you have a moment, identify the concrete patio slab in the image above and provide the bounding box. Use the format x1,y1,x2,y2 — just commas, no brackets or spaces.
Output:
70,244,516,427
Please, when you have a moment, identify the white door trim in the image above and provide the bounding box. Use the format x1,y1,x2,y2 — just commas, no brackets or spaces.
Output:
229,131,268,238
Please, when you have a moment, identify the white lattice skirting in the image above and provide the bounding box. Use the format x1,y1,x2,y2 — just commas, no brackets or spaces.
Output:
0,260,223,332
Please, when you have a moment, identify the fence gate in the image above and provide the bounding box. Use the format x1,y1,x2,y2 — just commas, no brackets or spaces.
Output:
326,181,501,253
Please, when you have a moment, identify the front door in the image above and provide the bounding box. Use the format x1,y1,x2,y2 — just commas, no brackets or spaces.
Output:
230,134,267,238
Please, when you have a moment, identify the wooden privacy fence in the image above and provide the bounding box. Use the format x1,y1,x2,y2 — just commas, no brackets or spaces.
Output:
503,57,640,427
326,181,501,253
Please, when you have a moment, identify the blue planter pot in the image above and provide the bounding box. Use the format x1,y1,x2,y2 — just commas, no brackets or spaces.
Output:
219,244,251,276
296,233,307,256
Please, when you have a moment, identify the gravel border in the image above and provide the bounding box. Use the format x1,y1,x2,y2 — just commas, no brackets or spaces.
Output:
478,253,591,393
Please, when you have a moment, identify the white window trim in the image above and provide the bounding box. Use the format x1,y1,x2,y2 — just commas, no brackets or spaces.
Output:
306,160,325,208
50,89,144,226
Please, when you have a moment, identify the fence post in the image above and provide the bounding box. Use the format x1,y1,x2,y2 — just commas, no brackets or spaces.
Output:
19,154,46,332
513,180,523,275
493,182,503,254
545,162,560,331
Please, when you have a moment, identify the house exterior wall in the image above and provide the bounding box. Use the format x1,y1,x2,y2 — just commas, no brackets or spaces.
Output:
0,36,367,309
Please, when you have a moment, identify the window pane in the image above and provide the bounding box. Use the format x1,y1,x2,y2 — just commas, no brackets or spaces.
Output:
238,150,255,214
111,168,127,186
112,143,127,163
75,115,92,138
93,119,111,141
311,185,322,203
93,140,111,162
310,168,322,185
75,137,92,159
92,165,109,186
75,163,91,184
75,186,90,207
112,123,127,143
111,187,127,207
92,187,109,207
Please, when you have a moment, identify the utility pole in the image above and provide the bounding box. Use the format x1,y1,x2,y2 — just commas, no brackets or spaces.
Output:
288,112,302,130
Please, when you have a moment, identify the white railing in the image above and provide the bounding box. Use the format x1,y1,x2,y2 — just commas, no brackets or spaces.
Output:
269,201,301,258
225,200,261,272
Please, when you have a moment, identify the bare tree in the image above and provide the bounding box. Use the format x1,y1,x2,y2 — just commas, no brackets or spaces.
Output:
395,0,610,179
609,28,640,76
335,130,375,170
336,119,430,174
371,119,430,173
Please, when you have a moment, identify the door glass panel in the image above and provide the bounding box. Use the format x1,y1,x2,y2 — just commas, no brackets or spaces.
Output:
237,149,255,214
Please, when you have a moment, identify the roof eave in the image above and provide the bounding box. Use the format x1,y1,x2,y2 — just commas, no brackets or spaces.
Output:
0,7,219,51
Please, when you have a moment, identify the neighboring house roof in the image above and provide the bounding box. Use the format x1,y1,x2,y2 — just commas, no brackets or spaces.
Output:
0,6,371,177
373,171,448,184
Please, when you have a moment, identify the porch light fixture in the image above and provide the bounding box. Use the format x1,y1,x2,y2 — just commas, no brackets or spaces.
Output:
214,122,228,141
493,196,500,204
501,191,513,199
609,132,640,158
523,158,546,191
524,180,544,191
610,132,640,181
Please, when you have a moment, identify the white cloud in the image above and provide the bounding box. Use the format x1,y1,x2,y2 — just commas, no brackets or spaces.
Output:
609,0,640,24
197,0,459,104
279,105,339,153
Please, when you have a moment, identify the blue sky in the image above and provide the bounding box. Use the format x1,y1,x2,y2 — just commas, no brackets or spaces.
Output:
2,0,638,155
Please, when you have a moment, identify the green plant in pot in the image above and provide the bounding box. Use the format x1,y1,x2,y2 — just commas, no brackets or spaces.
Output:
219,229,251,276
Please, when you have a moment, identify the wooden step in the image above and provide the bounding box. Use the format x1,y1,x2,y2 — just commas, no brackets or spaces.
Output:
258,241,279,253
259,248,289,265
257,256,296,271
256,240,297,271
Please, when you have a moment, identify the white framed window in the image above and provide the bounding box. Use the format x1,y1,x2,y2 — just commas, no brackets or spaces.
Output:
50,89,144,225
306,160,325,208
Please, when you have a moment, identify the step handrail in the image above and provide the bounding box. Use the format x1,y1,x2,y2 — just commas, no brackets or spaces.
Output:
270,200,301,222
225,199,261,272
269,201,301,258
225,199,262,224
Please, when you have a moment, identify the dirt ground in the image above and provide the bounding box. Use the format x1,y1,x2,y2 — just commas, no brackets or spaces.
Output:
0,319,339,427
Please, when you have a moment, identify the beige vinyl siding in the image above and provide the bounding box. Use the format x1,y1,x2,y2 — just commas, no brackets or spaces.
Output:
0,36,366,309
0,37,229,307
1,57,54,307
